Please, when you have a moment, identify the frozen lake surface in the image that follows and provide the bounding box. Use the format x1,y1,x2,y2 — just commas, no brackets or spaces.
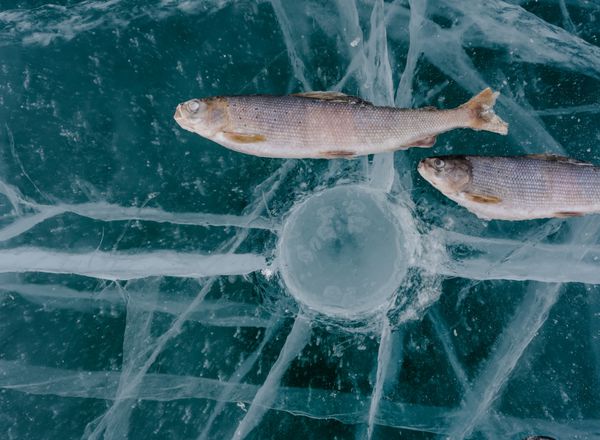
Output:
1,0,600,438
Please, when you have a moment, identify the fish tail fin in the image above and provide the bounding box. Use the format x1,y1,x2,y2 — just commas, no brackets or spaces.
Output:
460,88,508,135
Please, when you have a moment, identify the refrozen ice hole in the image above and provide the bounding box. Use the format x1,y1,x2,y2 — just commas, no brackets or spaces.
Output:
278,185,409,319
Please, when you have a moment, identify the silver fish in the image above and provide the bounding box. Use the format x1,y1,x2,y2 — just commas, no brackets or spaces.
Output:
174,88,508,159
418,154,600,220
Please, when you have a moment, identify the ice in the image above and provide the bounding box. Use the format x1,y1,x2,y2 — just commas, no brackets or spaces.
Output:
268,0,312,91
446,0,600,79
447,283,562,439
0,247,265,280
0,282,273,328
198,316,284,439
365,320,392,440
535,103,600,116
428,307,470,392
427,228,600,284
1,0,599,438
394,0,427,108
3,358,599,437
232,316,311,439
84,282,159,439
0,177,276,241
558,0,577,34
0,0,234,47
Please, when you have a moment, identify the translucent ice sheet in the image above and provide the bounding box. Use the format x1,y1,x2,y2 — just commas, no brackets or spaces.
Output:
0,1,599,439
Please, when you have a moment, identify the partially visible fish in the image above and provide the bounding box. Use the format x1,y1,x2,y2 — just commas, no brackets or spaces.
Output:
417,154,600,220
173,88,508,159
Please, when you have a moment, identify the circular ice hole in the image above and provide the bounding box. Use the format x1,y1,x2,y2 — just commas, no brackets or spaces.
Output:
278,185,408,319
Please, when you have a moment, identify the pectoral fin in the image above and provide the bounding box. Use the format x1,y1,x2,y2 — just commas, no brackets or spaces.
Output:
223,132,266,143
464,192,502,204
554,211,584,218
293,91,372,105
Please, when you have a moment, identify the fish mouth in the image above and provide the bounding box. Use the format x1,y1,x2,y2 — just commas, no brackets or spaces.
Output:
174,104,194,132
416,159,428,177
174,104,184,122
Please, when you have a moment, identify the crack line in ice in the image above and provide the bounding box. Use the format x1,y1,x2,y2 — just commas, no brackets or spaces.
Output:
59,202,277,230
558,0,577,34
197,316,284,439
0,247,266,280
394,0,427,108
535,103,600,116
6,124,52,203
269,0,312,91
331,0,367,92
0,282,273,328
82,160,294,439
428,307,470,392
446,283,562,440
84,282,159,439
0,358,448,432
0,207,64,241
428,308,504,440
418,15,566,154
232,316,311,440
426,227,600,284
365,319,394,440
3,359,599,437
442,0,600,80
0,177,277,242
365,0,396,192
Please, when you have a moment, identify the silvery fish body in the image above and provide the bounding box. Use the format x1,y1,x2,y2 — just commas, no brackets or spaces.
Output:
174,89,507,159
418,155,600,220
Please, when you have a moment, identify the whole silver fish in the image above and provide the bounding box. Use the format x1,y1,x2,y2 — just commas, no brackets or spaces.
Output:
173,88,508,159
418,155,600,220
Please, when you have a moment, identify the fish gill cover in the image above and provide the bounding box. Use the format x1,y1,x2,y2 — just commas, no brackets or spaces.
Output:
0,0,599,439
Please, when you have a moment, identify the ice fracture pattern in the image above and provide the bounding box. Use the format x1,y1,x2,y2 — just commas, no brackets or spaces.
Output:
0,0,599,439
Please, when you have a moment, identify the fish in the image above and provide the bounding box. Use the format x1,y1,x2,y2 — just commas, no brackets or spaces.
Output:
417,154,600,220
173,88,508,159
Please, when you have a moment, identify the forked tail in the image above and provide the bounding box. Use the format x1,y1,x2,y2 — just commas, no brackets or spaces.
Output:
460,88,508,135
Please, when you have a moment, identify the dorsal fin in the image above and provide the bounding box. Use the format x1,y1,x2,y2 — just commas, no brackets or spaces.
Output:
292,91,372,105
525,154,593,166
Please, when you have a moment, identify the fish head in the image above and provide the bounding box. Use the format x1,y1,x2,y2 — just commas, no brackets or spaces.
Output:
174,97,228,137
418,156,472,195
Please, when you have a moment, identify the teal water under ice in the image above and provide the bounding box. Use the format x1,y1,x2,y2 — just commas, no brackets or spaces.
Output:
1,1,600,439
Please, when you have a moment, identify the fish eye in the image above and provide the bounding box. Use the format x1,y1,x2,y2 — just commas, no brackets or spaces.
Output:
187,100,201,113
433,158,445,169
